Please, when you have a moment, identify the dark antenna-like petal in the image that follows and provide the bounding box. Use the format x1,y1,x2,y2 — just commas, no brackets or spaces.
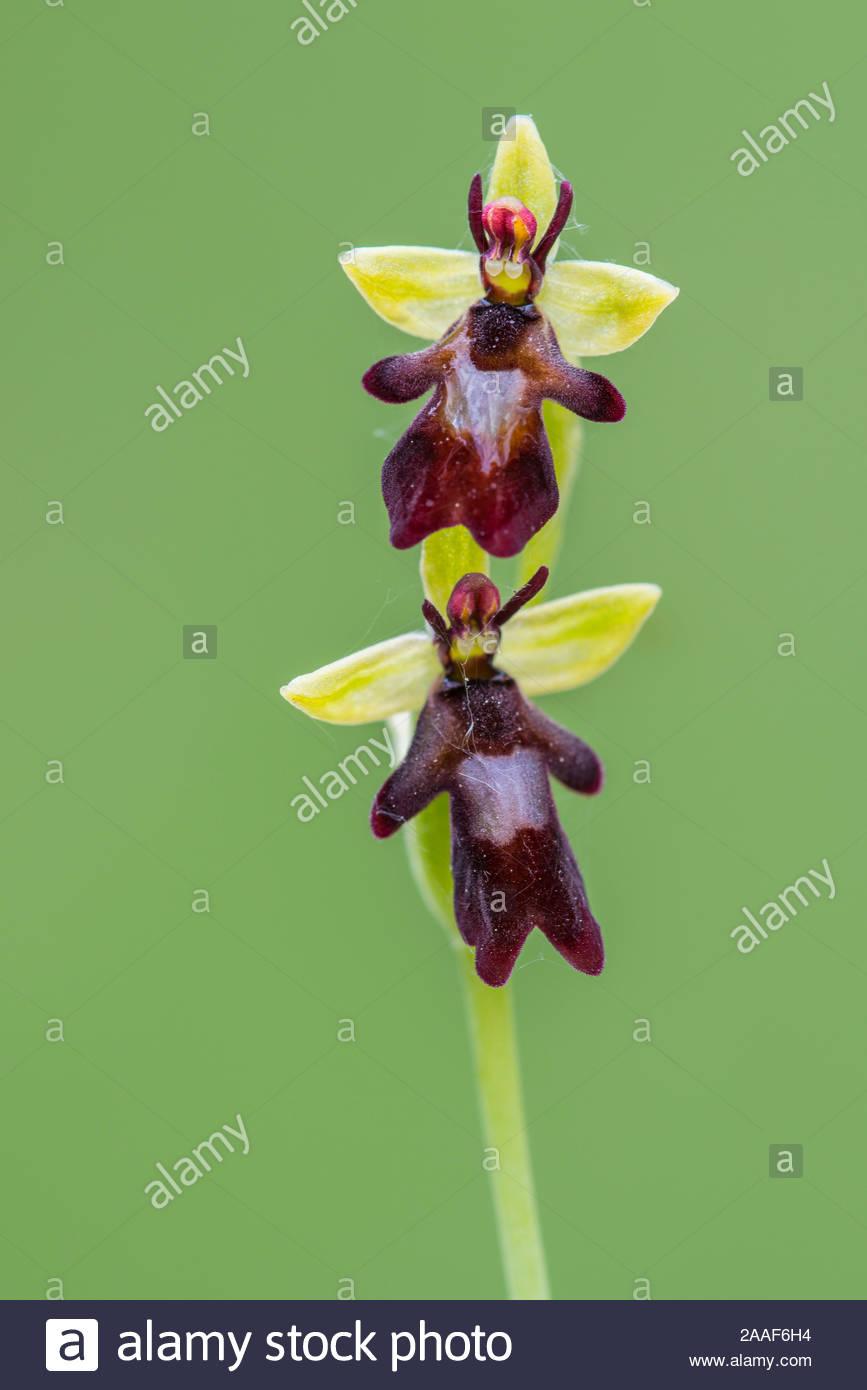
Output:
493,565,549,627
533,180,573,272
467,173,487,254
421,597,451,656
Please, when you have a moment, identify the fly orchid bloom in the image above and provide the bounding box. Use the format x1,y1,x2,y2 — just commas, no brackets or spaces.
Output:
343,116,678,558
282,572,660,987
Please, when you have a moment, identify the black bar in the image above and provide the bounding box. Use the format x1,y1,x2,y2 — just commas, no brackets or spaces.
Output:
7,1299,857,1386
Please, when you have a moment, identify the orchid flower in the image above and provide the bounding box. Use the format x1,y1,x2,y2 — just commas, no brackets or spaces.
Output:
342,115,678,558
282,567,660,986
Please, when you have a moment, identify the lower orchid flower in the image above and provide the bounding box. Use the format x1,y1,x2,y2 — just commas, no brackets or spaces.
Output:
343,115,678,558
282,568,660,987
372,567,608,985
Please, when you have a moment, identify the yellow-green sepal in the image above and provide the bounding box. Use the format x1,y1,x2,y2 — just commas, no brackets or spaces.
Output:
487,116,558,257
421,526,488,614
501,583,662,695
539,259,679,361
282,633,439,726
339,245,479,341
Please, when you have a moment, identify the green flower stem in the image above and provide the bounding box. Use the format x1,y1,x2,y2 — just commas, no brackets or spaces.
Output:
389,711,550,1300
398,522,554,1299
460,949,551,1299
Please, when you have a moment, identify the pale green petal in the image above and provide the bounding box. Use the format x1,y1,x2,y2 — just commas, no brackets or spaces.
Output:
487,115,558,253
514,401,582,590
404,794,456,934
420,526,488,615
388,714,457,936
339,245,479,340
539,259,679,360
281,633,438,725
501,584,662,695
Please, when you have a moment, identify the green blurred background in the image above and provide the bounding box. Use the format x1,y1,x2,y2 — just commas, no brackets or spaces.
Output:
2,0,866,1300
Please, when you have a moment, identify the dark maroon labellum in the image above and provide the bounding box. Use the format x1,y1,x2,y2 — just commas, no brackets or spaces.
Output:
365,300,625,558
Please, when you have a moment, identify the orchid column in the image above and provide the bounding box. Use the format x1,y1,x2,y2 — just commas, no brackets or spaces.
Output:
283,116,677,1298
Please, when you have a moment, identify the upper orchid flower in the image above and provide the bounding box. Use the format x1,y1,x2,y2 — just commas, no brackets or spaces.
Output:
342,116,678,558
282,571,660,986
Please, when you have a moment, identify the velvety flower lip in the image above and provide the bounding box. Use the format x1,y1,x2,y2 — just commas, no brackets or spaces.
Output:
371,569,606,986
364,297,624,557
